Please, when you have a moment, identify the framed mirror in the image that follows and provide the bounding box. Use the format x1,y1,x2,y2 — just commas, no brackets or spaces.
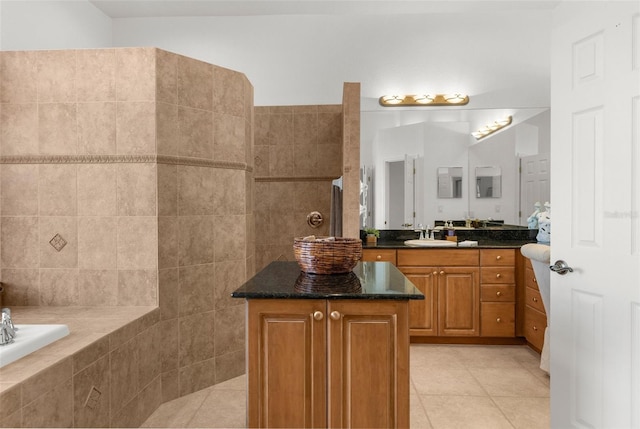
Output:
437,167,463,198
475,166,502,198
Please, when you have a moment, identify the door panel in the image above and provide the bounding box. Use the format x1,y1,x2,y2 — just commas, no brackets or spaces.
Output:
551,3,640,428
437,267,479,336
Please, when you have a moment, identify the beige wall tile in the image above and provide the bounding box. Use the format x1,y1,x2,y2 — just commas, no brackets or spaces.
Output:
116,48,155,102
318,111,342,145
37,50,76,103
178,215,214,266
40,269,79,305
245,117,254,166
294,143,318,176
214,215,245,262
110,337,139,413
159,319,179,371
214,113,245,163
117,269,158,306
178,358,216,397
138,324,162,388
157,163,178,216
1,217,39,268
158,268,179,320
213,66,244,117
178,264,214,317
22,378,73,428
177,106,213,159
1,51,37,103
161,369,180,403
38,102,78,155
73,354,110,428
253,144,269,177
1,103,38,155
293,112,318,146
269,145,294,176
111,393,140,428
177,165,214,216
117,163,157,216
270,113,294,146
108,320,139,352
1,164,38,215
116,101,156,155
77,164,116,216
137,376,163,426
39,217,78,269
77,49,116,102
179,311,215,367
177,56,213,110
158,216,178,270
73,335,110,374
78,217,116,270
22,356,72,404
39,164,77,216
0,268,40,306
156,49,177,105
77,271,116,306
214,305,245,357
214,349,245,385
156,102,179,156
212,169,244,216
214,260,244,310
117,216,158,270
317,143,342,176
0,384,22,420
77,101,116,154
254,112,269,146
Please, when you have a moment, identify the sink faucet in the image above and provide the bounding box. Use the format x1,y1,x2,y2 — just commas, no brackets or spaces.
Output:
1,308,16,345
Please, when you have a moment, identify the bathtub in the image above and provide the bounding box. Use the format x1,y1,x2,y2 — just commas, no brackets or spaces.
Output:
0,324,70,368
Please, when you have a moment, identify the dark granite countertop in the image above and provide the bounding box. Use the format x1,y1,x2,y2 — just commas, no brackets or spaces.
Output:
231,261,424,300
364,239,535,249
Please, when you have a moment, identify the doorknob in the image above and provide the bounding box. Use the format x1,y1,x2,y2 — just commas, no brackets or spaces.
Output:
550,260,574,275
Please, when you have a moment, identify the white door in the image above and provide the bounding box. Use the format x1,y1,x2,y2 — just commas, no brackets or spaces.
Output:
551,2,640,428
519,153,551,225
404,154,416,227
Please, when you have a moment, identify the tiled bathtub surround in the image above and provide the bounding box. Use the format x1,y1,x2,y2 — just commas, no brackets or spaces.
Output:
0,48,254,426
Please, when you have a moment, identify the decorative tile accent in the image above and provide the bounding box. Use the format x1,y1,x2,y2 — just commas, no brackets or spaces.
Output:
49,233,67,252
254,155,262,166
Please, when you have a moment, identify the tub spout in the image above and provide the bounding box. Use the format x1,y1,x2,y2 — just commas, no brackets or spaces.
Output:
1,308,16,345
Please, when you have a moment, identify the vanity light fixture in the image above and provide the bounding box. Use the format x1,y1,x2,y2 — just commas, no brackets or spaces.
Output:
472,116,513,140
379,93,469,107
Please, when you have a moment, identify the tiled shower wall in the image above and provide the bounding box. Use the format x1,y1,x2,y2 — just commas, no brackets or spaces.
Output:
0,48,253,425
253,105,342,271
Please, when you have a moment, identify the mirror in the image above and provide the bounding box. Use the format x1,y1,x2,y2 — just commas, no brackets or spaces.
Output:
360,107,551,229
437,167,463,198
475,167,501,198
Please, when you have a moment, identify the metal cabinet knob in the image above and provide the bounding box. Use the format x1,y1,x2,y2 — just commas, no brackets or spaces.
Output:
330,311,341,320
440,270,445,275
496,255,502,260
376,255,382,260
313,311,323,321
533,297,538,302
496,273,501,278
496,317,502,323
496,291,502,297
533,326,538,331
433,271,438,276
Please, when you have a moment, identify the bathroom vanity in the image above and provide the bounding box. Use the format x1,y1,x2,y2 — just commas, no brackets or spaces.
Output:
232,261,423,429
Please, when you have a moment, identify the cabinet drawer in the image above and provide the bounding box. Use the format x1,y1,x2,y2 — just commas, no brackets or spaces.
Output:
480,267,515,284
397,249,478,266
362,249,397,265
525,287,546,314
481,285,515,302
525,264,539,291
524,306,547,350
480,303,515,337
480,249,515,266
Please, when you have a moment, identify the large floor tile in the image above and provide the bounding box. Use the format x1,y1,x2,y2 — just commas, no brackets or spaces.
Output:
411,367,487,396
410,344,466,369
187,389,246,428
469,367,550,398
493,396,550,429
140,388,210,428
456,345,530,369
420,395,514,429
410,394,433,429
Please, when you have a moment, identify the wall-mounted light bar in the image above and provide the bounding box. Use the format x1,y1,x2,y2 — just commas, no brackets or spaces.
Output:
379,93,469,107
471,116,512,140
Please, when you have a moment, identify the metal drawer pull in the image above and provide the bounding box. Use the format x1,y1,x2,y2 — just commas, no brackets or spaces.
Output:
376,255,382,260
496,273,501,278
313,311,324,321
532,297,538,302
533,326,538,331
496,255,502,260
330,311,341,320
440,271,445,275
550,260,574,275
496,317,502,323
496,291,502,297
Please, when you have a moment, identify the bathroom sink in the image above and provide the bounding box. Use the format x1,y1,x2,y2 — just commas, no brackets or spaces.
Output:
404,239,457,247
0,324,70,368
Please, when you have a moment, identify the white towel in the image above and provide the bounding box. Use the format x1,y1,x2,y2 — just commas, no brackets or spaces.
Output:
520,243,550,263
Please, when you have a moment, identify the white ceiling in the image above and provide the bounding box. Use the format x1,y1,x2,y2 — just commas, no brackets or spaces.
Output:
89,0,561,18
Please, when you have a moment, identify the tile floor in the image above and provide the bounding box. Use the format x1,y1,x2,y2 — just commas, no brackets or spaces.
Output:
142,344,550,429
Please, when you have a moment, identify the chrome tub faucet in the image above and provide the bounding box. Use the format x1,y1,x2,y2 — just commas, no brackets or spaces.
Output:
1,308,16,345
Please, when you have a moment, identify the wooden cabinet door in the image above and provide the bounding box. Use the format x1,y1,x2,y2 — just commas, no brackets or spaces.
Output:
247,299,327,429
327,300,409,429
437,266,480,336
399,266,438,336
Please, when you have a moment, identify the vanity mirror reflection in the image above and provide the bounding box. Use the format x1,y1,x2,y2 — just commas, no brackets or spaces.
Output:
360,106,551,230
475,167,501,198
437,167,463,198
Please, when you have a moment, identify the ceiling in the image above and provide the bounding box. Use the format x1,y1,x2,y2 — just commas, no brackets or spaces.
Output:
89,0,561,18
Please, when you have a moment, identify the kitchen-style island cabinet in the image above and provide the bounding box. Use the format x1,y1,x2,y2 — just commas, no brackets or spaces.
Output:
232,261,423,429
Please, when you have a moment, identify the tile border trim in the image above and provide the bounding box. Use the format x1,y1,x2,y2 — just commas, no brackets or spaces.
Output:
0,155,252,171
255,176,341,182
